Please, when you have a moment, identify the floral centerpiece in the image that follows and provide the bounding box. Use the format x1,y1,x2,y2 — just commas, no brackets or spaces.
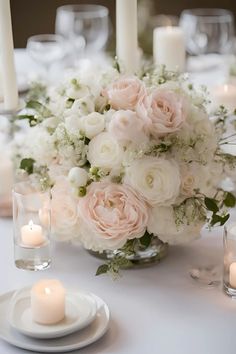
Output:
16,63,236,276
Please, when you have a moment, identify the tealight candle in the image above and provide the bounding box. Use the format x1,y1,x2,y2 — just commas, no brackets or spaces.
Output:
153,26,186,72
211,84,236,113
21,220,44,247
31,279,66,324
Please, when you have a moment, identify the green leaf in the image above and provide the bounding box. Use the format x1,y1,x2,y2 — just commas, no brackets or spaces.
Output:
66,98,75,109
204,197,219,213
224,192,236,208
20,158,35,175
114,58,121,73
139,231,152,248
18,114,38,127
210,213,230,227
26,100,51,118
96,264,109,276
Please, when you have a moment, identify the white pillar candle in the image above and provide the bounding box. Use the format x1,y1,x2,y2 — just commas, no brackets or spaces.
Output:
31,279,65,325
21,220,45,247
211,84,236,114
153,26,186,72
229,262,236,288
116,0,138,73
0,0,18,111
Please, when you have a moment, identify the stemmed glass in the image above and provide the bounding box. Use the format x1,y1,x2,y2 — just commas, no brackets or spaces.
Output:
55,4,109,59
180,8,235,72
26,34,66,81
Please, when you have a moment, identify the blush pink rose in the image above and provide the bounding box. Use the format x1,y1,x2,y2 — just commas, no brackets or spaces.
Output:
77,182,149,251
108,110,148,145
136,89,187,137
104,76,146,110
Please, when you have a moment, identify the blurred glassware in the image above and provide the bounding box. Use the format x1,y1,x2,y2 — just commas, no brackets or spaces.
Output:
55,4,109,58
151,14,179,28
180,9,235,56
26,34,66,80
138,4,179,56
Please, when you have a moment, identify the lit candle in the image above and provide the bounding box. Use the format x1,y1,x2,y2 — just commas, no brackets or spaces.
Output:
0,0,19,111
116,0,138,73
211,84,236,114
31,279,65,324
21,220,45,247
153,26,186,72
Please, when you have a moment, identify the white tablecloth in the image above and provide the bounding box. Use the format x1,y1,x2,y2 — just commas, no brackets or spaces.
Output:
1,217,236,354
0,50,235,354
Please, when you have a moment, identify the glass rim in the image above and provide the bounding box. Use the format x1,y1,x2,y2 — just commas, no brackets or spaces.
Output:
13,182,51,197
56,4,109,18
27,34,65,43
181,8,234,22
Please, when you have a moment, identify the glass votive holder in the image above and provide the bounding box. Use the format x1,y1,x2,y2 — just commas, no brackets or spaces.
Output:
223,223,236,298
13,182,51,271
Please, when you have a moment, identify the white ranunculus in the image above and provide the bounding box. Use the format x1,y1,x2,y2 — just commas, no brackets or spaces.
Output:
82,112,105,139
65,114,84,135
125,157,181,206
147,206,203,245
68,167,88,187
87,132,124,169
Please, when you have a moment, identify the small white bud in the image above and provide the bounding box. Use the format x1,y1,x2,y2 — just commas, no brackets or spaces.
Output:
68,167,88,187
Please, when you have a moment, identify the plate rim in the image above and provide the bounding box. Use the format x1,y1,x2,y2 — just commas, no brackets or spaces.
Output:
0,290,110,353
8,289,98,339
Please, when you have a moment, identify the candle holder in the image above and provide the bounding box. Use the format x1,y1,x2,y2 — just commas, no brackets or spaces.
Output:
13,181,51,271
223,223,236,298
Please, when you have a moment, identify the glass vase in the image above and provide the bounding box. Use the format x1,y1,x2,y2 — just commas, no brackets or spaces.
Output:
223,223,236,298
13,181,51,271
87,237,168,267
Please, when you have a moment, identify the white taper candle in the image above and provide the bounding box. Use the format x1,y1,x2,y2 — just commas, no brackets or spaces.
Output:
0,0,18,111
116,0,138,74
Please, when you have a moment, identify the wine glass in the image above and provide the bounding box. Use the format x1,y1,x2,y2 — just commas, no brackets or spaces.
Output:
26,34,66,81
180,9,235,73
55,4,109,57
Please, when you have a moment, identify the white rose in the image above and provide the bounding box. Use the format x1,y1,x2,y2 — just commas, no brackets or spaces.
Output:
82,112,105,139
87,132,123,169
147,206,203,245
68,167,88,187
125,157,181,206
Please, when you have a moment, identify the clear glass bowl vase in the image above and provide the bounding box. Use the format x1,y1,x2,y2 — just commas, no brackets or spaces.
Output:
87,237,168,268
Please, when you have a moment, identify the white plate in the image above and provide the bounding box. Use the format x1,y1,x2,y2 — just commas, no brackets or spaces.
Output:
8,288,97,339
0,290,110,352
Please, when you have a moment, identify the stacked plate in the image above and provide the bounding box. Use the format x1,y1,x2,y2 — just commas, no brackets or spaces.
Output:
0,287,110,352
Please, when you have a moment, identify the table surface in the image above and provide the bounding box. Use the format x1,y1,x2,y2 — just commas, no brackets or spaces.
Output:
1,50,236,354
1,217,236,354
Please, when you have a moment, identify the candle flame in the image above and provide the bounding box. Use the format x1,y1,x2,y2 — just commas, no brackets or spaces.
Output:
29,220,34,230
223,84,229,93
45,287,51,295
